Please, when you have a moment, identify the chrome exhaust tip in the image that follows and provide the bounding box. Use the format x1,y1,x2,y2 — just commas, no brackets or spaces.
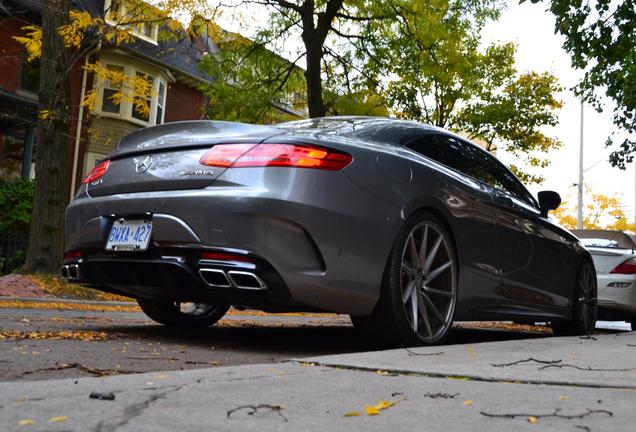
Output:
199,268,231,288
227,271,267,290
67,264,81,281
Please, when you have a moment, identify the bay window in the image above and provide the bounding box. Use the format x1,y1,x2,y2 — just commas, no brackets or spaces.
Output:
95,61,168,127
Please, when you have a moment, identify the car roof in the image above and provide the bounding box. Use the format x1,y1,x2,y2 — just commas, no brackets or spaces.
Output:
572,229,636,249
274,116,467,147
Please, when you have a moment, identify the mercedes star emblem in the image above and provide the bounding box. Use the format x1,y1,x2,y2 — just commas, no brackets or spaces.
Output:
135,155,153,173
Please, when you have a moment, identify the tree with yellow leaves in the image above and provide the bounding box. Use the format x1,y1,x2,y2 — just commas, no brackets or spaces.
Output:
13,0,219,273
553,189,636,232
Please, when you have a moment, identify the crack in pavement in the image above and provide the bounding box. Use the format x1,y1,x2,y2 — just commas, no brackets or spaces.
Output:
292,361,636,390
94,384,184,432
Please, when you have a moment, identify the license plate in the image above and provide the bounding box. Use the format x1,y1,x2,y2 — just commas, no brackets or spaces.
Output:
106,218,152,251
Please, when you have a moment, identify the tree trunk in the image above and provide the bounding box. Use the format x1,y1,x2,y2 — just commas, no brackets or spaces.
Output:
22,0,71,273
304,38,326,118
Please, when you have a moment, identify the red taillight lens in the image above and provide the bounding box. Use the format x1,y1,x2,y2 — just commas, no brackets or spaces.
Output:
199,144,352,171
610,258,636,274
199,144,257,168
82,160,110,184
63,250,82,261
201,252,253,263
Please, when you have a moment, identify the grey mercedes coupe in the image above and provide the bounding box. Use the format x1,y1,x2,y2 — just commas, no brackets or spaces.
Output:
63,117,597,346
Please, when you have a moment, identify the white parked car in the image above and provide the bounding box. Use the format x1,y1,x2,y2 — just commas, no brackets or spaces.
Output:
573,229,636,329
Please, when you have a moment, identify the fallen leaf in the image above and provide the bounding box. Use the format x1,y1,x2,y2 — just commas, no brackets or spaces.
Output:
48,416,67,423
374,400,395,410
18,419,34,426
153,374,169,379
365,405,380,416
527,416,538,424
343,411,360,417
463,400,473,406
559,396,569,400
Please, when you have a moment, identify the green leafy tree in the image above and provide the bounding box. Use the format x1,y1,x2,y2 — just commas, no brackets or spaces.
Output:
197,23,306,123
530,0,635,169
207,0,407,118
361,0,562,183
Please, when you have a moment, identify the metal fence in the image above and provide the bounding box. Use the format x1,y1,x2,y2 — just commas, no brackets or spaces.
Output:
0,229,29,273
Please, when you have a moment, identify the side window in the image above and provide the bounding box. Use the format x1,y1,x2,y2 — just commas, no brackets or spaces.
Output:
407,133,536,207
406,134,496,185
478,153,536,206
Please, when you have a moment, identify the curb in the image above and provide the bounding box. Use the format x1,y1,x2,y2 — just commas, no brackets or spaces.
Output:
0,296,137,307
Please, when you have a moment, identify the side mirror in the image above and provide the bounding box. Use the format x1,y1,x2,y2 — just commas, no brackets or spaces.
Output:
538,190,561,217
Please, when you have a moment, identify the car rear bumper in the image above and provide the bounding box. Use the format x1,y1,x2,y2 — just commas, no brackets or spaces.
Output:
61,246,302,310
64,172,402,315
597,274,636,316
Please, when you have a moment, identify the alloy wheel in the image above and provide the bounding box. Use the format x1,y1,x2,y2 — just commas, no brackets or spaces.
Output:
578,261,597,334
176,302,219,316
400,221,456,343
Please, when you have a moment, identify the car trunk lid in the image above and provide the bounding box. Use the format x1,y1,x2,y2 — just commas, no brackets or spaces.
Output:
585,247,636,275
85,121,282,197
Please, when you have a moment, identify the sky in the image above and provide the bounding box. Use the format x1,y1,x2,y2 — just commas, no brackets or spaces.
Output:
480,0,636,223
216,0,636,224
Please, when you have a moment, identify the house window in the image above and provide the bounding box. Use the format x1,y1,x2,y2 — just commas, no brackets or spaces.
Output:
155,81,165,125
132,72,153,122
95,62,168,127
101,65,123,114
104,0,159,44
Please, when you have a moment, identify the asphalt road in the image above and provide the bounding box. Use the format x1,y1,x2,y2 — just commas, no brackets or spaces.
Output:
0,306,628,382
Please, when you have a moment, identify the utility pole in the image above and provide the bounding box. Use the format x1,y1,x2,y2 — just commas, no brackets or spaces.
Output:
577,99,584,229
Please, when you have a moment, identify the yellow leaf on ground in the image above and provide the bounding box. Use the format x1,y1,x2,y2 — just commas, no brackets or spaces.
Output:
374,400,395,410
153,374,168,379
48,416,67,423
527,416,538,424
559,395,569,400
18,419,34,425
365,405,380,416
463,400,473,406
343,411,360,417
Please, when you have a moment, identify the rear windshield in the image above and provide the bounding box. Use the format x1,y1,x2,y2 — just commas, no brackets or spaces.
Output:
574,230,636,249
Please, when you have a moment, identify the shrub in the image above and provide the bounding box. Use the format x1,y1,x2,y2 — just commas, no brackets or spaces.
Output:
0,178,34,231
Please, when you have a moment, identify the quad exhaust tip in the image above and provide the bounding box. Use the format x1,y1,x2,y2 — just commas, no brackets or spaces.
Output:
227,270,267,290
198,269,231,288
199,268,266,290
62,264,81,281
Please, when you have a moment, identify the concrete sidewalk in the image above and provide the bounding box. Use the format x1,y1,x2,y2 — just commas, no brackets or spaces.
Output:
2,332,635,431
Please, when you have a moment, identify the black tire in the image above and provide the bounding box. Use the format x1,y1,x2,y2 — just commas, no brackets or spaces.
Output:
351,211,458,347
551,259,597,336
137,299,229,328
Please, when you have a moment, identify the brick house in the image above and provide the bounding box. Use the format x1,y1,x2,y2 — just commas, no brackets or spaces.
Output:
0,0,215,199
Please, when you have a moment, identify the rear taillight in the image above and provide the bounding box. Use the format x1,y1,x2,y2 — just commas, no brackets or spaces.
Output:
82,160,110,184
610,258,636,274
199,144,352,171
63,250,82,261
